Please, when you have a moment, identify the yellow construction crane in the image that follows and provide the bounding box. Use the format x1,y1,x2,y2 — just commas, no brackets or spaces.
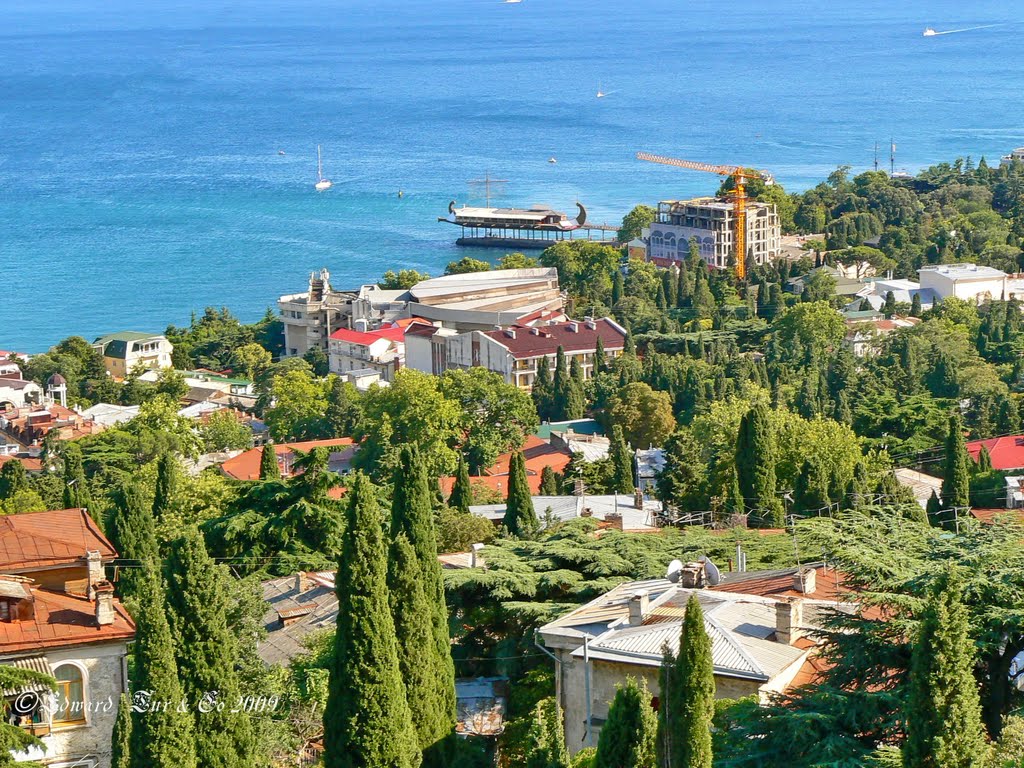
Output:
636,151,768,280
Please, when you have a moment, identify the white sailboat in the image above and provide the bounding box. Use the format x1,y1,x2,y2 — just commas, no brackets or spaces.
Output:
315,145,332,191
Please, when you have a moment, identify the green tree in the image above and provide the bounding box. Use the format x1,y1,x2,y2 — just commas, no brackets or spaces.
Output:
0,459,28,500
112,482,159,597
657,430,708,512
658,594,714,768
609,425,634,494
735,403,784,527
883,290,897,317
152,451,178,520
258,444,280,480
449,455,472,514
533,356,555,423
230,342,272,381
552,347,572,422
610,383,676,450
165,528,257,768
445,256,492,275
503,451,539,538
323,472,420,768
941,412,971,514
303,346,331,377
388,447,456,763
264,369,330,441
128,567,197,768
111,693,132,768
618,204,657,243
380,269,430,289
524,698,570,768
903,571,987,768
594,678,657,768
200,410,253,452
61,443,91,511
594,336,607,374
540,465,560,496
0,665,55,768
500,252,539,270
325,376,362,438
772,302,846,363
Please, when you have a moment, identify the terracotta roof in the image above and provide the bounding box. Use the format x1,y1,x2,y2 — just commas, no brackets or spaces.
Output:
328,326,406,345
0,587,135,653
0,509,116,572
220,438,356,481
966,436,1024,470
439,435,572,496
483,318,626,359
969,508,1024,524
711,565,847,602
0,455,42,472
790,653,830,689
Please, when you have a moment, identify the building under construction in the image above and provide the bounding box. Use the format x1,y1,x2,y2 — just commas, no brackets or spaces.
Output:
644,196,781,270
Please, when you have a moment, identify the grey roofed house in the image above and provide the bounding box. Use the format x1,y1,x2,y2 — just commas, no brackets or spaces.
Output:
92,330,165,359
259,571,338,666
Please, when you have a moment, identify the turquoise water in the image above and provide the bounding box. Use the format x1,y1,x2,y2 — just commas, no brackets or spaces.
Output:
1,0,1022,351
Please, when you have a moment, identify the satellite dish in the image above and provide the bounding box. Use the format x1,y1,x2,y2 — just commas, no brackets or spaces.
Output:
703,557,721,586
666,559,683,583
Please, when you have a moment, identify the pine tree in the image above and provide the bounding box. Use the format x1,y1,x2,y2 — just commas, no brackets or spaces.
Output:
539,465,560,496
883,290,897,317
503,451,539,538
524,698,570,768
448,454,472,513
735,403,784,527
388,447,455,763
111,693,132,768
595,678,657,768
552,347,571,421
61,443,91,512
128,567,197,768
976,444,993,473
258,444,280,480
910,293,923,317
658,594,714,768
926,490,942,527
609,425,634,494
941,412,971,513
594,336,607,374
152,452,178,520
165,527,256,768
533,356,555,422
324,471,420,768
112,482,159,597
903,570,987,768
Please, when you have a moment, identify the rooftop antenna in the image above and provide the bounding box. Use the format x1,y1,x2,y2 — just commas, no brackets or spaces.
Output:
468,171,508,208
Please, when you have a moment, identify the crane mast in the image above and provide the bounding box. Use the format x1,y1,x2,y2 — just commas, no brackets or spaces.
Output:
636,151,762,280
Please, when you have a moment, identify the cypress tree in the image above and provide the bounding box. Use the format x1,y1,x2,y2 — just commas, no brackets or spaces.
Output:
62,443,91,512
258,444,280,480
112,482,158,597
565,378,586,421
165,527,256,768
552,347,571,421
910,292,923,317
926,491,942,527
0,458,27,500
903,571,986,768
941,413,971,513
656,280,668,310
735,404,784,528
976,444,993,473
612,270,624,305
324,471,420,768
676,264,690,308
524,698,570,768
539,465,560,496
595,679,657,768
503,451,539,538
128,567,197,768
727,469,745,521
388,447,456,763
594,336,607,374
624,331,637,356
883,290,897,317
152,452,178,520
570,355,584,385
533,356,555,422
448,454,472,513
658,594,714,768
111,693,132,768
609,425,634,494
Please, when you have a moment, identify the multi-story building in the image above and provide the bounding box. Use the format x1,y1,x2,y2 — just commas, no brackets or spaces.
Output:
0,508,136,768
91,332,173,378
645,197,781,269
1000,147,1024,168
278,270,356,359
434,317,627,390
918,263,1008,303
327,321,423,382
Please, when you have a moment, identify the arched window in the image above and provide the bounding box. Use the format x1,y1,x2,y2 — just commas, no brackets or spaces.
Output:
52,664,86,726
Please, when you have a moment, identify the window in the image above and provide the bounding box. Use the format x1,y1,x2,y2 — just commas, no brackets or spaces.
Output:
52,664,86,726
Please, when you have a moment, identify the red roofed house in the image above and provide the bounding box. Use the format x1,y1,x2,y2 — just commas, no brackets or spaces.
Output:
444,317,627,390
0,508,135,768
439,434,572,497
328,320,429,383
221,438,357,481
966,435,1024,471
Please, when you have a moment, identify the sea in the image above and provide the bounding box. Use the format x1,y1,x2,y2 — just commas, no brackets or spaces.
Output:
1,0,1023,352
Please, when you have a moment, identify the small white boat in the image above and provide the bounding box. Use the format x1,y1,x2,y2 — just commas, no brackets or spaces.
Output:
923,27,937,36
596,87,605,98
548,157,557,164
504,0,522,4
315,145,332,191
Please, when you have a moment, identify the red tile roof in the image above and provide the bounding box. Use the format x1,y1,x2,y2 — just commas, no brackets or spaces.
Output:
710,564,848,602
966,435,1024,470
0,587,135,653
440,435,572,496
220,438,355,481
483,318,626,359
0,509,116,572
969,508,1024,524
328,326,407,345
0,455,43,472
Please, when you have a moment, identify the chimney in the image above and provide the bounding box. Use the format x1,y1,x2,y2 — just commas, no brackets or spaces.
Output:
94,581,116,626
628,590,649,626
85,550,104,594
295,571,309,594
567,322,579,333
775,598,804,645
471,543,485,568
793,567,817,595
505,328,517,339
585,319,597,330
678,562,706,588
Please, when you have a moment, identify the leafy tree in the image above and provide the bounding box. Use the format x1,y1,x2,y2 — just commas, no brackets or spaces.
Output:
523,698,570,768
128,567,197,768
323,472,420,768
325,376,362,438
436,506,496,554
772,302,846,363
264,369,330,441
941,412,971,514
449,455,472,513
165,527,257,768
445,256,492,275
303,346,330,377
500,252,539,270
657,430,708,513
609,425,634,494
379,269,430,289
0,459,28,500
618,204,657,243
503,451,539,538
609,383,675,449
594,678,657,768
659,594,714,768
200,410,253,452
230,342,272,381
903,570,987,768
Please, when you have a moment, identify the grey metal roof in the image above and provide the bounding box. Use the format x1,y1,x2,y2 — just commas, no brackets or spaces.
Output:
258,572,338,666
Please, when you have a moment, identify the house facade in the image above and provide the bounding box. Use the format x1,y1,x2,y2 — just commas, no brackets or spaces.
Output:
0,509,136,768
327,323,415,382
92,332,173,378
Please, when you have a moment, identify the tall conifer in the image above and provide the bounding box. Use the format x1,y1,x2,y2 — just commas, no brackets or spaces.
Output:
941,412,971,513
539,466,560,496
111,693,132,768
595,678,657,768
152,452,178,520
552,347,571,421
62,443,91,512
594,336,607,374
735,403,784,527
448,454,472,514
658,594,714,768
503,451,539,538
112,482,158,597
324,471,420,768
609,426,634,494
258,444,280,480
165,527,256,768
533,357,554,422
524,698,570,768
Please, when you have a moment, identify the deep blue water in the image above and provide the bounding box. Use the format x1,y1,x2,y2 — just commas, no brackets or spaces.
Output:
1,0,1022,351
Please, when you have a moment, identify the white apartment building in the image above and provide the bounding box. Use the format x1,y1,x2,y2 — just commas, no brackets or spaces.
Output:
918,263,1008,303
